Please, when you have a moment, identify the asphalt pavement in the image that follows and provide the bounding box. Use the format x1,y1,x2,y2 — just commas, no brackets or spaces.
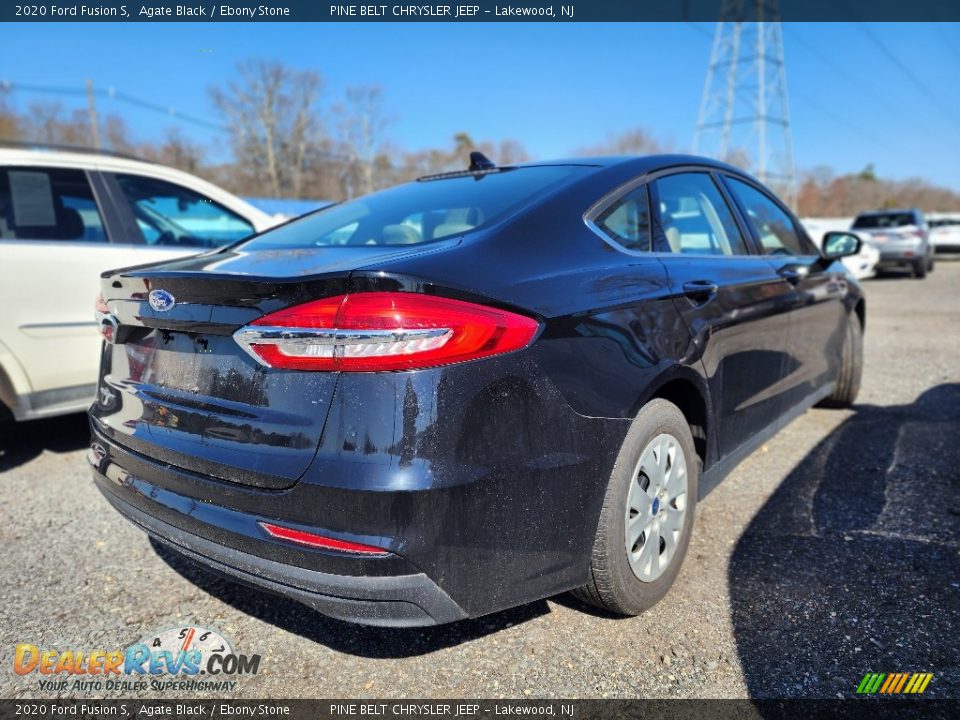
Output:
2,262,958,700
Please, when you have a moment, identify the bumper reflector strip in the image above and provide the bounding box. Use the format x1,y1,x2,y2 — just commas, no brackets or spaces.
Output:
259,522,388,555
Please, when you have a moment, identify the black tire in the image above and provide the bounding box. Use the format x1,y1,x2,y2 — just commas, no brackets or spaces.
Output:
572,399,698,616
913,259,927,279
928,255,935,273
0,404,15,450
820,311,863,408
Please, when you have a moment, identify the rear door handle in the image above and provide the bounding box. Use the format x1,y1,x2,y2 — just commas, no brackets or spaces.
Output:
682,280,719,301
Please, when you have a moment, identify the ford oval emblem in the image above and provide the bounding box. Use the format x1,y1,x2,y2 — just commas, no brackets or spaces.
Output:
148,289,176,312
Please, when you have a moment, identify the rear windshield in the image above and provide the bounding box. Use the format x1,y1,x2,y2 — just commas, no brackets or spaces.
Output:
930,218,960,228
238,166,590,250
852,213,916,229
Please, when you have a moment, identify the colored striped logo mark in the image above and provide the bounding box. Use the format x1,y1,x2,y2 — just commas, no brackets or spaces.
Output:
857,672,934,694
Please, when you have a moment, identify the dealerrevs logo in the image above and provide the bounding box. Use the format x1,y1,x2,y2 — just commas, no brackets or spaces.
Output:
14,625,261,693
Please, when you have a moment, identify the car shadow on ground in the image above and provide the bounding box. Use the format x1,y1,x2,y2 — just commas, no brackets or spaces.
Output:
0,412,90,473
150,538,551,658
729,383,960,699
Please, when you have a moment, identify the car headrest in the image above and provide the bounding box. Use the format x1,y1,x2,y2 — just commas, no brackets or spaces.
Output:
10,198,86,240
382,224,422,245
59,207,85,240
433,222,474,239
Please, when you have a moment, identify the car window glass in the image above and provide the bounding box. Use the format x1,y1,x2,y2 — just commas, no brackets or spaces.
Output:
726,177,812,256
852,213,916,229
653,173,747,255
0,167,108,242
113,174,255,248
593,185,651,252
240,166,588,250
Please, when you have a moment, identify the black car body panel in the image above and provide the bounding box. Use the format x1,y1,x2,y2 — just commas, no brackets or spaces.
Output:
90,154,863,625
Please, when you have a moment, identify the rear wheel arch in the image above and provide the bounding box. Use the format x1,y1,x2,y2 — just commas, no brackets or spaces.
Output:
632,372,711,471
573,397,700,615
854,299,865,331
0,345,32,418
0,364,17,419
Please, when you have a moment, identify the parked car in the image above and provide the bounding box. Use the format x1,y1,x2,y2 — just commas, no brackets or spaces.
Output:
850,208,933,278
818,231,879,280
89,154,865,626
243,196,334,220
802,218,876,278
927,214,960,254
0,145,281,422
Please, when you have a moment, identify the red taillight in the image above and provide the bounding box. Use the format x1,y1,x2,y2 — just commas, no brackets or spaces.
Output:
95,293,116,342
234,292,539,372
259,522,388,555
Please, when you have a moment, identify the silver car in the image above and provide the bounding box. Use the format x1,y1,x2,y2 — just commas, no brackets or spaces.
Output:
850,208,934,279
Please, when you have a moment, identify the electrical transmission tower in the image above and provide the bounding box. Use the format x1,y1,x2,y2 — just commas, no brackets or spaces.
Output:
693,0,796,208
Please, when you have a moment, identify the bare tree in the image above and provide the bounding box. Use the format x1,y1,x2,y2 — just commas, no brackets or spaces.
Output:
139,128,205,174
101,114,137,154
0,87,20,141
576,128,665,157
333,85,392,198
389,133,531,185
26,102,89,146
211,59,323,198
495,139,530,165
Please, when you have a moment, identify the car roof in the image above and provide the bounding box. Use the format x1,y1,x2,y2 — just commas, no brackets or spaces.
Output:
1,146,174,173
855,208,922,216
0,146,274,226
516,153,752,175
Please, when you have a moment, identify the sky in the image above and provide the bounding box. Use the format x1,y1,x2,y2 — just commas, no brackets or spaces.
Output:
2,21,959,190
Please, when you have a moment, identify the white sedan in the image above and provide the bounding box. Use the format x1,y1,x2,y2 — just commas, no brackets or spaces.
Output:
803,218,879,280
928,214,960,254
835,235,880,280
0,146,284,422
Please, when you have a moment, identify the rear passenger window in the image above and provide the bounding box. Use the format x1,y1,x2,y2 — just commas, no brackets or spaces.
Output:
593,185,652,252
113,174,254,248
653,173,748,256
0,167,108,242
725,177,813,256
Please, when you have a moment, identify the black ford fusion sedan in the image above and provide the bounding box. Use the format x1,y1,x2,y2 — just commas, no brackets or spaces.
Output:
89,154,865,627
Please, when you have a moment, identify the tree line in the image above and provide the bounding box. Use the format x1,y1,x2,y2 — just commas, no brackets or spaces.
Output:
2,59,958,215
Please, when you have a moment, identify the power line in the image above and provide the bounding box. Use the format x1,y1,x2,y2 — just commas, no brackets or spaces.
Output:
855,22,960,129
685,22,945,176
779,25,948,168
789,88,942,174
1,79,365,167
1,80,226,132
929,21,960,65
692,14,797,206
781,25,888,106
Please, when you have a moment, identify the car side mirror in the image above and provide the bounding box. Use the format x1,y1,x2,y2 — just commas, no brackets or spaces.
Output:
822,231,861,259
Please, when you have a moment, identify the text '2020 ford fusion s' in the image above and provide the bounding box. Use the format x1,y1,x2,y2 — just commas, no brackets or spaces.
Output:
88,154,865,626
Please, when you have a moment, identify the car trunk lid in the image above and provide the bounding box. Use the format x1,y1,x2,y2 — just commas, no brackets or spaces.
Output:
90,244,455,490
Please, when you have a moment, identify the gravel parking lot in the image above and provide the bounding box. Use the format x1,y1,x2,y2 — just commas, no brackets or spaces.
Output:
2,264,958,700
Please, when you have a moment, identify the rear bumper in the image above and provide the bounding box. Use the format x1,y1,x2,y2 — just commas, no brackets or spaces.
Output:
88,343,631,626
877,253,924,268
89,381,624,626
95,479,467,626
89,425,471,626
877,244,928,265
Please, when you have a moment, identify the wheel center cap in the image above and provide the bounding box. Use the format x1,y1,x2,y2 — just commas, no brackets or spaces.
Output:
651,498,660,515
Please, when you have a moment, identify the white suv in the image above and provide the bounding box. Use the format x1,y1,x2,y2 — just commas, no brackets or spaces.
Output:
0,146,282,422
